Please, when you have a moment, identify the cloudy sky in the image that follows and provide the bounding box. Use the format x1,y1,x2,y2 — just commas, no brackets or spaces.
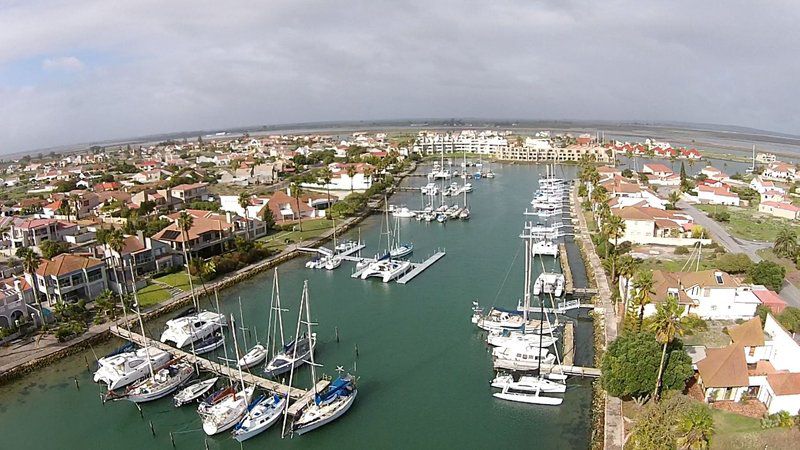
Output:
1,0,798,153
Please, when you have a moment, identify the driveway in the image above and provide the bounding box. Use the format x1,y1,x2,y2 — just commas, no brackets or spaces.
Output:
678,201,800,307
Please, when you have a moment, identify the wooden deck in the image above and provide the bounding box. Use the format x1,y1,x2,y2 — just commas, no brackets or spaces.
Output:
562,322,575,366
109,326,330,404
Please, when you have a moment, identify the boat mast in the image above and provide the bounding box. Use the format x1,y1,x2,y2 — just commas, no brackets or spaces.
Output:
237,296,248,352
301,281,317,388
752,144,756,172
281,280,307,438
230,314,246,389
129,265,155,380
214,290,233,387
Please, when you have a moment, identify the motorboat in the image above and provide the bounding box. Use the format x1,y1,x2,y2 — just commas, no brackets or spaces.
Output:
389,243,413,259
485,171,495,179
420,183,439,196
323,255,342,270
160,311,227,348
293,374,358,435
335,240,359,253
238,344,267,369
392,207,416,218
533,273,565,297
459,208,471,220
475,308,525,332
122,361,195,403
463,182,473,192
232,393,287,442
487,329,557,348
491,374,566,393
193,331,225,355
492,345,557,370
94,346,172,390
264,333,316,377
200,385,255,435
436,213,447,223
305,257,322,269
174,377,219,407
359,259,411,282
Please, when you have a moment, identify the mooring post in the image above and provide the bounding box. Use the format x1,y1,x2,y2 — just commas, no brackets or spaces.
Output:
335,326,339,343
169,432,175,447
149,420,155,436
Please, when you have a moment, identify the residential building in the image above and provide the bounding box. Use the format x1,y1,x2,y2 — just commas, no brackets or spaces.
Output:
752,287,788,315
99,232,178,290
756,153,777,164
151,209,266,258
763,162,797,181
697,184,740,206
412,130,509,155
2,218,77,255
301,163,374,191
611,207,702,245
758,201,800,220
0,277,36,328
30,254,107,303
750,176,785,194
622,269,761,320
171,183,210,203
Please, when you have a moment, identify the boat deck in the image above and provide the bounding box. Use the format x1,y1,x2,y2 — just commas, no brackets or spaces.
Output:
109,326,330,410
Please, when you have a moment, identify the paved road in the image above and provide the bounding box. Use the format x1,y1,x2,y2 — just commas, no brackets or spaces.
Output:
678,201,800,307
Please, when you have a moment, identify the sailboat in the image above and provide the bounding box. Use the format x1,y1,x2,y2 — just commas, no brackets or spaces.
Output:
200,314,255,435
93,346,171,390
389,216,413,259
491,374,566,393
174,377,219,407
232,392,287,442
237,297,267,370
286,282,358,435
264,272,316,376
361,199,411,282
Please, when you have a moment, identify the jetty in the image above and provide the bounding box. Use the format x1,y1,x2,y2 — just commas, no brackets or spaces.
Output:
298,243,365,258
347,251,446,284
109,326,330,409
517,299,594,314
562,322,575,366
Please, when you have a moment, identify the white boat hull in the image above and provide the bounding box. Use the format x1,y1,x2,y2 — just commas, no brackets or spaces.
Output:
491,375,566,393
293,390,357,435
232,396,286,442
493,391,563,405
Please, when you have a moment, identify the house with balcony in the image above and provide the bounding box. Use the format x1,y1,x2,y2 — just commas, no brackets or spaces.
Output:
98,232,179,292
30,254,107,303
151,209,265,259
0,277,37,329
171,183,210,204
2,218,78,256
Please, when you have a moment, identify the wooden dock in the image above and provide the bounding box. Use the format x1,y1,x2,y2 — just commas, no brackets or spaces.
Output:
562,322,575,366
539,363,600,378
559,243,573,293
396,251,446,284
286,379,332,416
109,326,330,405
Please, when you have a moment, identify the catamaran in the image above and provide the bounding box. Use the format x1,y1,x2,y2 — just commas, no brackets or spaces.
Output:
93,346,172,390
160,310,227,348
491,374,565,393
533,272,565,297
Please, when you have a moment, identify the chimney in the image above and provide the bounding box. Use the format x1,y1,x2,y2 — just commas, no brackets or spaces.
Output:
137,230,145,244
226,211,233,225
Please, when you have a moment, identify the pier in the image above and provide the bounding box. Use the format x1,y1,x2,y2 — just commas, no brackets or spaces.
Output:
299,244,366,258
396,251,446,284
109,326,330,408
562,322,575,366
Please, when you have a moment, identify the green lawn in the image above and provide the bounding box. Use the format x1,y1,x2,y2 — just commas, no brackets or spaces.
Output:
696,204,800,242
260,219,335,251
153,271,197,291
136,283,172,307
710,408,800,449
640,256,718,273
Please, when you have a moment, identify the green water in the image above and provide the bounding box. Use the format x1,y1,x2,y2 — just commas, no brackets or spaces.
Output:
0,164,593,449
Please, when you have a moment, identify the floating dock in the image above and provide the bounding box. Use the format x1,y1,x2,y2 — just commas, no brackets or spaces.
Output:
396,251,446,284
109,326,330,411
517,299,594,314
562,322,575,366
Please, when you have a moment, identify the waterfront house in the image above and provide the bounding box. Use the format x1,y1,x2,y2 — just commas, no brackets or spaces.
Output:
301,163,374,191
99,232,178,290
30,254,107,303
621,269,761,320
763,162,797,181
758,201,800,220
152,209,266,259
2,218,78,256
0,276,36,328
696,315,800,414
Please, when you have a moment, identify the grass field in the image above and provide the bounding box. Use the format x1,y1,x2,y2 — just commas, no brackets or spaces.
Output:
153,271,197,291
710,408,800,449
136,283,172,307
260,219,334,251
696,204,800,242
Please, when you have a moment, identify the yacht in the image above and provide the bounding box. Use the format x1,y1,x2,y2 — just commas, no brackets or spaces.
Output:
459,208,471,220
200,385,255,435
359,259,411,282
94,346,172,390
293,374,358,435
389,243,414,259
533,273,565,297
492,345,557,370
193,331,225,355
264,333,316,377
232,393,287,442
238,344,267,369
322,255,342,270
487,329,557,348
391,207,416,218
335,240,359,253
160,311,227,348
493,385,563,405
122,361,195,403
475,308,525,332
420,183,439,196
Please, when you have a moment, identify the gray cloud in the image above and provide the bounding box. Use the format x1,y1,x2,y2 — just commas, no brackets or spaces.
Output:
1,0,799,153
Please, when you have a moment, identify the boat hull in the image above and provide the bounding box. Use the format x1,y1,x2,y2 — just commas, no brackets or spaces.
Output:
493,391,563,405
293,390,357,435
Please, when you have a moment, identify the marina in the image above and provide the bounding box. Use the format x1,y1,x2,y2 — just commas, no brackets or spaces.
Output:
0,163,594,449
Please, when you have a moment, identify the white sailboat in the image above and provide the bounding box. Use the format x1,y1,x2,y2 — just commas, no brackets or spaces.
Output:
232,392,287,442
263,273,316,377
487,329,557,348
491,374,566,393
174,377,219,407
237,297,267,370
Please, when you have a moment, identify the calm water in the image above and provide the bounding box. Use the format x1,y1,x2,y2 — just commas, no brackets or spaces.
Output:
0,163,593,449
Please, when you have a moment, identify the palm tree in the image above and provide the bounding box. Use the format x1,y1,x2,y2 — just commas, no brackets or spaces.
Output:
649,297,685,401
346,165,357,191
20,248,45,329
190,258,216,299
319,167,333,210
58,199,73,222
676,405,714,449
106,229,127,296
238,192,251,241
290,182,304,232
177,211,198,308
69,194,81,221
617,255,639,317
773,227,798,259
603,214,626,281
668,190,681,208
632,270,655,331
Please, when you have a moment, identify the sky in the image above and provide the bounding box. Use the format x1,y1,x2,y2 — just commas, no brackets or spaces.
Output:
1,0,799,153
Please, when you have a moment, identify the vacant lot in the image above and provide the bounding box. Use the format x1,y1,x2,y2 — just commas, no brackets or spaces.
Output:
696,204,800,242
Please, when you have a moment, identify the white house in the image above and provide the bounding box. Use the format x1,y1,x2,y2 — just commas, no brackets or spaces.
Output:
696,315,800,414
301,162,374,191
763,162,797,181
750,176,784,195
696,184,740,206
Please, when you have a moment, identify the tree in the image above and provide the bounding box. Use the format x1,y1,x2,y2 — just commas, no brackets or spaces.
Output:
679,161,687,182
189,258,216,299
676,404,715,450
601,332,693,399
261,204,275,231
603,214,626,281
632,270,655,331
69,194,81,220
617,255,639,316
19,248,45,329
714,253,753,274
177,211,198,308
668,190,681,208
773,227,798,259
319,167,333,211
747,260,786,292
290,182,304,232
346,165,357,191
39,240,70,259
650,297,685,401
57,199,73,222
238,192,251,241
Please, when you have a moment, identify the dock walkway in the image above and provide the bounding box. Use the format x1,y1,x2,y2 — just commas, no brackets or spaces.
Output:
562,322,575,366
110,326,330,406
396,252,446,284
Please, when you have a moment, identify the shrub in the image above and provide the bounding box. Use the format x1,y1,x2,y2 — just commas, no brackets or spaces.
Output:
715,253,753,274
761,411,794,429
674,246,690,255
713,210,730,222
681,314,708,335
747,261,786,292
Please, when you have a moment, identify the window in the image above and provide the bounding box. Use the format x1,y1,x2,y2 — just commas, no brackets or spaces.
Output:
715,272,724,284
749,347,756,357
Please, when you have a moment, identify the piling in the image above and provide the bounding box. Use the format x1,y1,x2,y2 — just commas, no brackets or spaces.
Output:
170,432,175,447
335,326,340,343
136,403,143,419
149,420,155,436
84,355,90,372
73,377,79,390
354,344,359,358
